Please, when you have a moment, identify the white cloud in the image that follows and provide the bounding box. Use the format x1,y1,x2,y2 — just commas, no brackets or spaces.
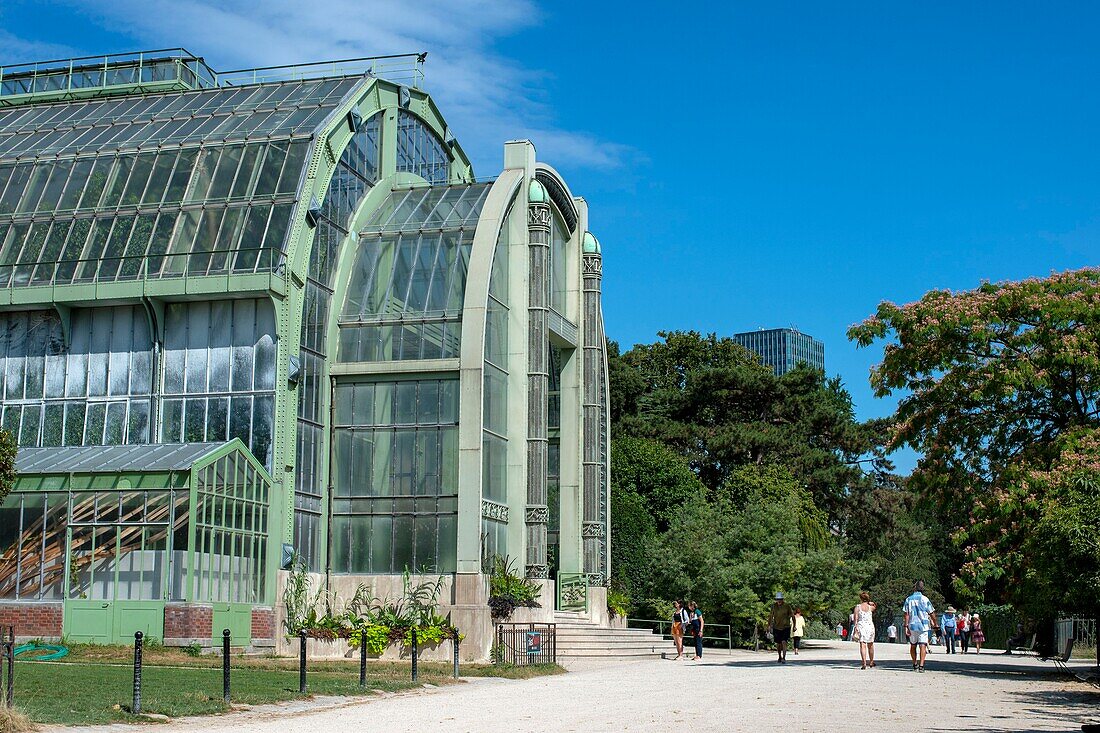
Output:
0,29,77,64
31,0,632,174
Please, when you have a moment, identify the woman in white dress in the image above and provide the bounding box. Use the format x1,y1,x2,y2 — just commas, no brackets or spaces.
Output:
853,591,877,669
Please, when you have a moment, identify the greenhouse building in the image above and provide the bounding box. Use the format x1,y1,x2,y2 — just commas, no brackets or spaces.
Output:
0,49,611,654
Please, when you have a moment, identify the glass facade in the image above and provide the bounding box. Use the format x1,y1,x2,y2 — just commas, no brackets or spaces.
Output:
733,328,825,376
294,112,382,569
190,450,269,603
0,47,613,629
0,300,276,468
0,78,364,287
337,183,491,362
396,110,450,184
0,492,73,599
481,210,510,564
1,442,269,605
330,378,459,573
0,307,152,447
160,299,277,468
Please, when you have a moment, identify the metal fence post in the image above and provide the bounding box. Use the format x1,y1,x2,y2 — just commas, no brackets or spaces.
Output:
132,631,144,714
298,631,307,694
360,629,369,686
410,627,418,682
222,629,231,704
4,625,13,709
453,633,460,679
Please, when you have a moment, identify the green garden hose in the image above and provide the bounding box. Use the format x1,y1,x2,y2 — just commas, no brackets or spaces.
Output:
13,642,69,661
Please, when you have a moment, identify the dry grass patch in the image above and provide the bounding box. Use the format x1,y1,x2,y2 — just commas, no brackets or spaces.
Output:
0,707,36,733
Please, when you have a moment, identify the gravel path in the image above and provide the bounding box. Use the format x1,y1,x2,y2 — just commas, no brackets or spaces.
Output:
59,641,1099,733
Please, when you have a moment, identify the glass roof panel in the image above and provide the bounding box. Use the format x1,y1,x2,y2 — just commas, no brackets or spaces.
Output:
16,441,228,474
0,77,366,288
362,183,491,233
0,76,362,160
336,183,492,362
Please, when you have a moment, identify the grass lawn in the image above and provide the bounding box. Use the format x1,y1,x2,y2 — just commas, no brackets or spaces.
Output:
10,644,564,726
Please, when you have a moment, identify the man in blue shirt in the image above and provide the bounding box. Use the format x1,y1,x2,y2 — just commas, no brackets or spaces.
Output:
941,606,958,654
903,580,937,672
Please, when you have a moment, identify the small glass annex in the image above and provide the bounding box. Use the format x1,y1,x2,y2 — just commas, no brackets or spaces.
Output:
0,49,611,649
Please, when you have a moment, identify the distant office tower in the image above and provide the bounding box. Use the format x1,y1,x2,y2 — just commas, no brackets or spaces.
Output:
734,328,825,376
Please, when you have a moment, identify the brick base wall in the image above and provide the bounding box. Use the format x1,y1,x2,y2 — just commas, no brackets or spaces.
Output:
251,607,275,645
0,602,63,639
163,603,213,645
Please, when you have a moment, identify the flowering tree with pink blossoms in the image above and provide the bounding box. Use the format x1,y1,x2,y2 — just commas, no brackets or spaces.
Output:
848,268,1100,615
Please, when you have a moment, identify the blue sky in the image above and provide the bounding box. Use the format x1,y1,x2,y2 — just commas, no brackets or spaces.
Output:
4,1,1098,471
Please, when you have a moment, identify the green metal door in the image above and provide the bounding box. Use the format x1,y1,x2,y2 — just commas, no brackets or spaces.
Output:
64,601,113,643
211,603,252,646
113,602,165,642
64,516,167,644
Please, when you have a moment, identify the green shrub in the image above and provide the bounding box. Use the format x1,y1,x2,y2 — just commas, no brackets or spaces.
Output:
487,556,541,621
607,588,630,619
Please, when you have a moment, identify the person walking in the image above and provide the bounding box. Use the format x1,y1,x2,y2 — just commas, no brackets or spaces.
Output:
791,608,806,655
958,609,971,653
903,580,937,672
854,592,877,669
970,613,985,653
887,622,898,644
941,606,957,654
671,600,689,660
767,592,796,663
688,601,704,660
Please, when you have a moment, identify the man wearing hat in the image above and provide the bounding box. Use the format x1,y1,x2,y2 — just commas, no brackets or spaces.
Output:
941,605,958,654
767,592,796,663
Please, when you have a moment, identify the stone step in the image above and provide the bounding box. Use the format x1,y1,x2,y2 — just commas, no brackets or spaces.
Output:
556,648,664,658
558,638,660,651
558,625,660,638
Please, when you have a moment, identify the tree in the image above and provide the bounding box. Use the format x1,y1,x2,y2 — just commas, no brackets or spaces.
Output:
609,486,656,610
615,331,881,519
841,473,953,625
611,437,705,531
607,339,645,429
848,268,1100,614
0,428,15,503
645,464,855,639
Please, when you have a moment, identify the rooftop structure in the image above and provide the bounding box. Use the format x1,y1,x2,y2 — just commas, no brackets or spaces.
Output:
0,48,611,656
734,328,825,376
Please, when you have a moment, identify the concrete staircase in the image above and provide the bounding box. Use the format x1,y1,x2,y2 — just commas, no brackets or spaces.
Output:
552,612,665,661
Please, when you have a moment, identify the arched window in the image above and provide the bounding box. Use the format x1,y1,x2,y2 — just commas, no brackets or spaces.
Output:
396,110,450,184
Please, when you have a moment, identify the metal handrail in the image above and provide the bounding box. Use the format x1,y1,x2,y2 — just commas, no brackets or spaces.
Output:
0,50,218,99
628,617,734,650
217,54,426,89
0,50,425,99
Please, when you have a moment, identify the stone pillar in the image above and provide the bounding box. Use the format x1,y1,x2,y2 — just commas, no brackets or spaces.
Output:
581,232,608,586
525,180,551,580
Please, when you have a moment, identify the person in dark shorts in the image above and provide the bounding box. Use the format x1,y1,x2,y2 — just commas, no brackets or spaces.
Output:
768,592,796,663
688,601,704,660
